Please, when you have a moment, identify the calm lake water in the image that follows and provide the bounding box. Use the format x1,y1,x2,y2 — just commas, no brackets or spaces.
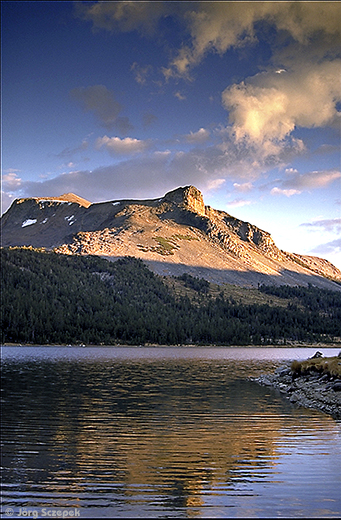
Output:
1,346,341,518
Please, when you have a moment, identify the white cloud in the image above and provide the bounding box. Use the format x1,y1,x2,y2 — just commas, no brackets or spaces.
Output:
206,178,225,191
154,150,171,157
228,198,252,208
222,60,341,154
271,187,301,197
185,128,210,144
3,168,20,173
95,136,149,155
174,91,186,101
233,182,253,193
2,171,22,190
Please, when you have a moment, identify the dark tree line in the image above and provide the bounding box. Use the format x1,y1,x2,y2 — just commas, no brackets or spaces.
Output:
177,273,210,294
259,284,341,315
1,248,340,345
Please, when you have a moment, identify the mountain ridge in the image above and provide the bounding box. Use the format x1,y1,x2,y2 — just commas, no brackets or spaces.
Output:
1,185,340,290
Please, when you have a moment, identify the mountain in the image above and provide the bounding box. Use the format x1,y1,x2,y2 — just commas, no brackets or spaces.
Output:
1,186,340,290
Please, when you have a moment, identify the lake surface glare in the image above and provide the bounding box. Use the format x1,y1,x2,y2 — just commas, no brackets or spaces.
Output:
1,346,341,518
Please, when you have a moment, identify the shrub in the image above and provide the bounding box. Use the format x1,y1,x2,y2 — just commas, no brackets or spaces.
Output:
291,357,341,378
291,359,302,375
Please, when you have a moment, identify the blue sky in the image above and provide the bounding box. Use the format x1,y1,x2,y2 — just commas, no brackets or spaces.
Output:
2,1,341,268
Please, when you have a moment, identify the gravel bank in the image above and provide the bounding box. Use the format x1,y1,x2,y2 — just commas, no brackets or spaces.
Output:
253,356,341,420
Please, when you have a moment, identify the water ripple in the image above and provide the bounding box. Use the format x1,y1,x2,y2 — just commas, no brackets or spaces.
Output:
2,346,341,517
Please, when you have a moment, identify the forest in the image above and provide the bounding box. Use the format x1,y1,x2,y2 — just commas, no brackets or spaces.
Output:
1,247,341,346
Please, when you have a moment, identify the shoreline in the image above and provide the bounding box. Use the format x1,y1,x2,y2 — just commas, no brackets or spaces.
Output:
253,355,341,420
2,341,341,349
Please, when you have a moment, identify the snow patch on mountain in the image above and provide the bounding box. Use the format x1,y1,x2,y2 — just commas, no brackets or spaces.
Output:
22,219,37,227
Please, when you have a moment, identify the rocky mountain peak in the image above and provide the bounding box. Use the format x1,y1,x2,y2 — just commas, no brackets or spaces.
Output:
15,193,92,208
54,193,92,207
163,185,205,216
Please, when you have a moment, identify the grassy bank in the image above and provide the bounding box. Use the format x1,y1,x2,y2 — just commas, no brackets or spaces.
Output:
291,355,341,378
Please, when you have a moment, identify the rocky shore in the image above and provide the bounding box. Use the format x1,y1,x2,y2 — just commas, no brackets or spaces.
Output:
253,353,341,420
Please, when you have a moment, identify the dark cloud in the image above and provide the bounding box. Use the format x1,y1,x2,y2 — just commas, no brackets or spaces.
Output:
5,134,312,212
281,169,341,190
300,218,341,234
20,156,178,203
56,139,89,159
70,85,133,133
142,112,158,128
266,168,341,197
131,62,153,86
310,238,341,256
15,143,257,205
74,1,171,37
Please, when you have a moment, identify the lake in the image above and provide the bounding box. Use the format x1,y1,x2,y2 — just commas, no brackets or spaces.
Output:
1,345,341,518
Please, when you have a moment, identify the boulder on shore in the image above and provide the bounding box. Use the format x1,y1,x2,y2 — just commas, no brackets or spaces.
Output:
253,355,341,419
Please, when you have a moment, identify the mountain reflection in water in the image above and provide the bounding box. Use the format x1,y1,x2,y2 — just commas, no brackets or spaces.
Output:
2,346,341,518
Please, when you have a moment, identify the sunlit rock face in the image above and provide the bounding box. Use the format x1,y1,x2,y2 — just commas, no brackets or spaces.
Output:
164,185,206,216
1,186,341,289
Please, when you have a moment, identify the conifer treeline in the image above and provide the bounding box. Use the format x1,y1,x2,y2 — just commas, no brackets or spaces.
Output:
1,248,340,345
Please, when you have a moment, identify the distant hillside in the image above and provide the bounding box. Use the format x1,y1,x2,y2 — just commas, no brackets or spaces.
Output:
1,185,340,290
1,248,341,346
